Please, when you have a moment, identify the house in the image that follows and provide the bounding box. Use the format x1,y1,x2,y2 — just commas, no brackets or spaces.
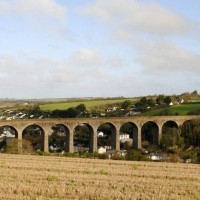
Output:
104,146,111,150
180,99,184,104
98,132,104,137
98,147,106,154
105,107,117,112
120,133,130,140
20,114,26,119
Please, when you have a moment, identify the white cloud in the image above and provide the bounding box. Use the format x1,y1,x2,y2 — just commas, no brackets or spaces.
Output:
69,48,103,67
0,0,198,98
0,0,67,19
79,0,190,36
68,48,126,70
79,0,200,80
136,40,200,74
0,47,119,85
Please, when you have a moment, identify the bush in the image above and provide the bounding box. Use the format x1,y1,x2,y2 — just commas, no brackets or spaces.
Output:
36,150,50,156
6,139,34,154
22,139,34,154
181,150,198,163
166,147,179,154
111,152,125,160
125,149,142,161
168,154,179,163
64,152,77,157
6,139,19,154
98,153,108,159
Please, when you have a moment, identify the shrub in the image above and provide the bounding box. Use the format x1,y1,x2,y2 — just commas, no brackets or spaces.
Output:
168,154,179,163
111,152,125,160
36,150,50,156
98,153,108,159
5,139,34,154
6,139,19,154
181,150,198,163
125,149,142,161
64,152,77,157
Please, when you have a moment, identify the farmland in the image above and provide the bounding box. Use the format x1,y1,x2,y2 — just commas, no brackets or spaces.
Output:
39,98,200,116
39,98,137,111
0,154,199,199
143,103,200,116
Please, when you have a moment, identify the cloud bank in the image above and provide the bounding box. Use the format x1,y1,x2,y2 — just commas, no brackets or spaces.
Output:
0,0,199,98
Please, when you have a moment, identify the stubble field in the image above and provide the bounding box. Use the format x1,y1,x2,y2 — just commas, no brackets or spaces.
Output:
0,154,199,200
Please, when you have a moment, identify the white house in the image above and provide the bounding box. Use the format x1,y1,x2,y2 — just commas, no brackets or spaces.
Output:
180,99,184,104
98,132,104,137
120,133,130,140
98,147,107,154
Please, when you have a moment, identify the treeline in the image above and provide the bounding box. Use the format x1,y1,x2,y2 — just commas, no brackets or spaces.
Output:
51,104,87,118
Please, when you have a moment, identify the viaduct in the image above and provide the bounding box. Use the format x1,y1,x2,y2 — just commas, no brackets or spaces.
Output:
0,115,199,153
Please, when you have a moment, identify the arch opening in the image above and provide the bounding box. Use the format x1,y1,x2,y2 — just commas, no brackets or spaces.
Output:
120,122,138,150
162,121,178,134
180,120,200,147
22,124,45,151
0,125,18,151
49,124,70,153
141,121,159,149
74,123,94,153
161,120,181,149
97,122,116,151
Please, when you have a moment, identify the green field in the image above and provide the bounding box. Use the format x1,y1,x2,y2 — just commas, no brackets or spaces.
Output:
40,98,138,111
143,104,200,115
40,99,200,116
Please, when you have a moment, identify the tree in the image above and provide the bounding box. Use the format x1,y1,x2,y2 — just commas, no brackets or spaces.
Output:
135,97,147,108
147,98,155,107
181,120,200,146
51,109,68,118
121,100,132,109
164,96,172,105
23,125,44,151
135,97,155,108
51,107,79,118
156,95,165,105
140,97,147,105
160,128,183,149
66,107,79,118
125,149,149,161
49,125,67,152
74,125,90,147
76,104,86,113
191,90,198,95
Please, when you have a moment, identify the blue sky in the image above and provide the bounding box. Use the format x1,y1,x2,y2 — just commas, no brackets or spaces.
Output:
0,0,200,98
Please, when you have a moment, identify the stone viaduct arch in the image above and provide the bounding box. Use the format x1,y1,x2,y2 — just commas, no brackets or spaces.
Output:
0,115,199,153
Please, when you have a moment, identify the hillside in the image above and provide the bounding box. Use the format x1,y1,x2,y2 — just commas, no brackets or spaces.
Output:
142,103,200,116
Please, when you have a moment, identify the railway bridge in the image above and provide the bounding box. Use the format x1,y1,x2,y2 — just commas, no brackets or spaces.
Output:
0,115,199,153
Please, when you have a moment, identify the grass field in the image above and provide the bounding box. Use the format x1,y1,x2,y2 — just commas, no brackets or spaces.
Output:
40,98,137,111
0,154,199,199
143,104,200,116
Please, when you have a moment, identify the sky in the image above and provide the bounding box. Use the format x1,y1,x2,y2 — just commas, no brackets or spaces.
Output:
0,0,200,99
